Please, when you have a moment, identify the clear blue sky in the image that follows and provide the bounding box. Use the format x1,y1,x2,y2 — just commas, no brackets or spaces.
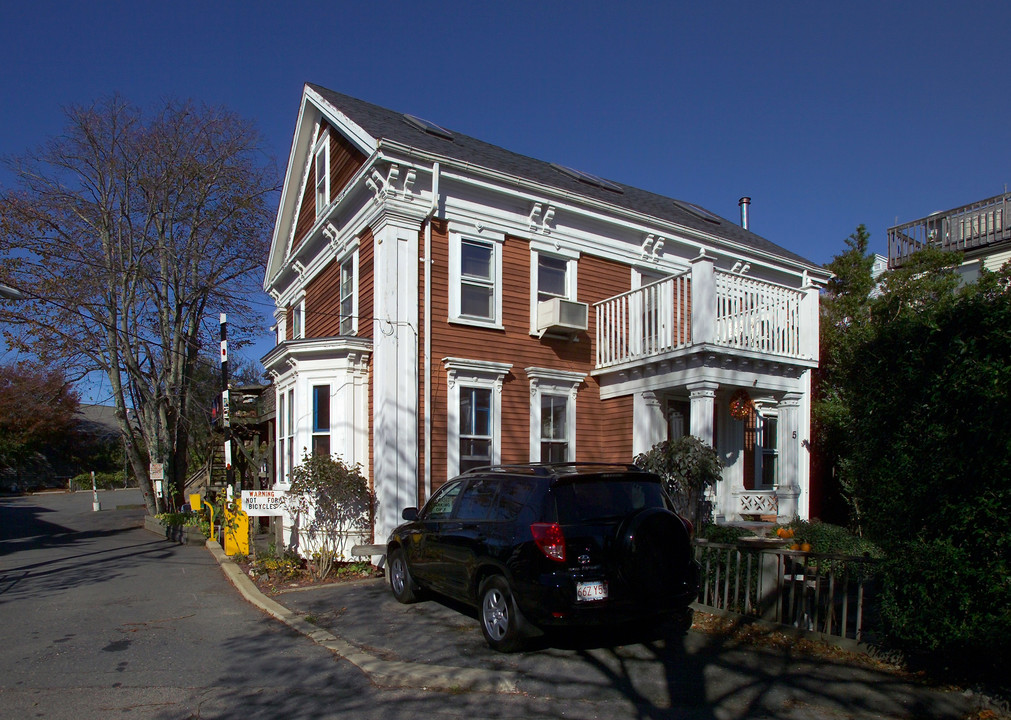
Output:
3,1,1010,375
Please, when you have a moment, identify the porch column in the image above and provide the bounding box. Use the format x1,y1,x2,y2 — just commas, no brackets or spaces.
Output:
370,207,424,540
776,392,803,522
688,381,718,447
633,390,666,456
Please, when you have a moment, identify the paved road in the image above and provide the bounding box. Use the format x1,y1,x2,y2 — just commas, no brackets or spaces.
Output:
0,492,540,719
0,491,980,720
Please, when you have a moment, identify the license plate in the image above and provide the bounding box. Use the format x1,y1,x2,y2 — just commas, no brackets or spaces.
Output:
576,580,608,602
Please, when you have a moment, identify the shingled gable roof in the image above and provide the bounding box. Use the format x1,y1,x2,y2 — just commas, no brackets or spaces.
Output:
308,83,820,271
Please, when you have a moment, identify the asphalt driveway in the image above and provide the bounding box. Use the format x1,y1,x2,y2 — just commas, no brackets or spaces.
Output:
269,573,976,719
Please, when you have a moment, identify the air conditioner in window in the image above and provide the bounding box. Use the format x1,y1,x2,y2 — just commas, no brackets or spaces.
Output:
536,297,588,337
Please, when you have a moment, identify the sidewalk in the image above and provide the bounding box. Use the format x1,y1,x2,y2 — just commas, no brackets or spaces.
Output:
206,540,983,719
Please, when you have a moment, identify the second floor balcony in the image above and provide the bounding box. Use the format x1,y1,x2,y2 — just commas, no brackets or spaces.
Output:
594,254,819,372
888,192,1011,268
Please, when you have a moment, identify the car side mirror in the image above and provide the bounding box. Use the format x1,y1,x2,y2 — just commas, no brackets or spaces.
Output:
402,507,419,521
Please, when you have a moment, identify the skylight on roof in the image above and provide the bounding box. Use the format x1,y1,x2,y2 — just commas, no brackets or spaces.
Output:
673,200,721,224
403,114,454,141
550,163,624,193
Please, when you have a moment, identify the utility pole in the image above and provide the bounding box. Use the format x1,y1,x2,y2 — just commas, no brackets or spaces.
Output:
220,313,234,492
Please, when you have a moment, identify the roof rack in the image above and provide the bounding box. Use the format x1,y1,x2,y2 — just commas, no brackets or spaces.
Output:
460,462,644,478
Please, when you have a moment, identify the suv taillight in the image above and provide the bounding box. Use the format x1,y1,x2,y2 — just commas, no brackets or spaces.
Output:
680,515,694,539
531,523,566,562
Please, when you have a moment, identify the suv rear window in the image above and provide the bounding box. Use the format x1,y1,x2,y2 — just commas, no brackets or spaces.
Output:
553,477,667,524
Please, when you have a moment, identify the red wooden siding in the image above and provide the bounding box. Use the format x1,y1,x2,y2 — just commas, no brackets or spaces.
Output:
290,122,366,255
305,259,342,338
423,224,635,496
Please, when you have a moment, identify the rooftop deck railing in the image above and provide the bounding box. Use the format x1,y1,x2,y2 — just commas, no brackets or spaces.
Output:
888,192,1011,267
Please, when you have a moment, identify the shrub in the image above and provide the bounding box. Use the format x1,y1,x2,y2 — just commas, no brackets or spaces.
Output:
155,512,200,527
635,436,724,527
878,535,1011,685
284,452,375,582
70,471,127,491
699,524,754,544
776,519,881,557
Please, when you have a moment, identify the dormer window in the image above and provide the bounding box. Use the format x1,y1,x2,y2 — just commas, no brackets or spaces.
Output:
314,134,330,218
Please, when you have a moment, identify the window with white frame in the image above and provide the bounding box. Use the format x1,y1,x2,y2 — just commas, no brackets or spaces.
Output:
526,367,584,463
540,394,568,462
444,358,512,477
449,230,503,328
291,299,304,340
278,386,295,482
314,135,329,219
277,390,286,482
459,386,492,471
312,384,331,457
339,255,356,335
758,411,778,488
530,243,578,332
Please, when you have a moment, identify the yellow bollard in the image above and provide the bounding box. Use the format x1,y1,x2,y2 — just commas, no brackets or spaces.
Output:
223,496,249,556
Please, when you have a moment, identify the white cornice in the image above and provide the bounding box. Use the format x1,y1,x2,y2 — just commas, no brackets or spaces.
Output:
377,139,830,283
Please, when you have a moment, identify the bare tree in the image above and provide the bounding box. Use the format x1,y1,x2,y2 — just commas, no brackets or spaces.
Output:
0,96,277,514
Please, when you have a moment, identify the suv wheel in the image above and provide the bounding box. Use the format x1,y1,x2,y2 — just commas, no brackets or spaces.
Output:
478,575,526,653
389,548,419,603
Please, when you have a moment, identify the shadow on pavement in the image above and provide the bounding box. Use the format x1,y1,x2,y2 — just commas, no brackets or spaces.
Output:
273,578,971,720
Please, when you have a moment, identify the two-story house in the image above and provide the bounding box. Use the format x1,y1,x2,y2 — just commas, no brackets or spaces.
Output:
262,84,831,545
888,192,1011,280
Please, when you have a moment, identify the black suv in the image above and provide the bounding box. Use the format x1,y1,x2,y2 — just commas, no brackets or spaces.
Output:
386,463,700,652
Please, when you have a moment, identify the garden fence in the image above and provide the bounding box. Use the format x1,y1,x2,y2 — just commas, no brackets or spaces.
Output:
693,540,880,647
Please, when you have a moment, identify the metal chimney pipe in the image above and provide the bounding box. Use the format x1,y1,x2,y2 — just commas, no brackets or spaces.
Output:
739,197,751,229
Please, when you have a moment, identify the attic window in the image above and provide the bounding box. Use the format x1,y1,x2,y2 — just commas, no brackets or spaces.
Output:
550,163,624,193
403,114,454,141
673,200,721,224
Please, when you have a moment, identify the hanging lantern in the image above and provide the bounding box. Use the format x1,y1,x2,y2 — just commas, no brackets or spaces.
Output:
729,389,754,421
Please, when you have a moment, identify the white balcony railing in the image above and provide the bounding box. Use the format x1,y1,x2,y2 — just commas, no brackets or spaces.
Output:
595,271,692,368
714,271,803,358
595,262,809,369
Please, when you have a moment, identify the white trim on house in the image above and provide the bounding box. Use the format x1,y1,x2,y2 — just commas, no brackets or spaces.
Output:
448,226,505,330
525,367,585,462
443,358,512,477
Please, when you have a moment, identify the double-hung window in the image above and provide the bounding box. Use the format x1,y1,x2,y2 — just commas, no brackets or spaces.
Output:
339,256,355,335
459,387,492,472
530,242,579,334
279,387,294,482
540,394,568,462
291,299,304,340
444,358,512,477
449,229,503,328
312,384,331,457
314,134,330,219
537,254,569,303
526,367,584,463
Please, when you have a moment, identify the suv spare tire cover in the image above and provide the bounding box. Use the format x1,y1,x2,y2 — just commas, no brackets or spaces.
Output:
616,507,691,608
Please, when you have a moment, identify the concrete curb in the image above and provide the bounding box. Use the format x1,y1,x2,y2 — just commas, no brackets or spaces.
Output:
205,540,520,694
